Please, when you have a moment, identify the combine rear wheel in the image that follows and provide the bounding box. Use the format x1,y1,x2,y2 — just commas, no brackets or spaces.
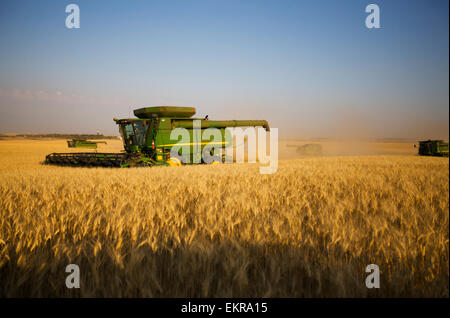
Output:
210,154,224,164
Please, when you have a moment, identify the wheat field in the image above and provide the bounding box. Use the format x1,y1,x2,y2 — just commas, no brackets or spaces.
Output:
0,139,448,297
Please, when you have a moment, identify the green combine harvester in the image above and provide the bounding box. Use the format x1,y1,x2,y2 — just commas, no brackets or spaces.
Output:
287,144,322,156
67,139,107,149
418,140,449,157
45,106,270,167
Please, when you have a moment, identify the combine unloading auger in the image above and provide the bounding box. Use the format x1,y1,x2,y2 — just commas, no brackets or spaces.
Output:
45,106,270,167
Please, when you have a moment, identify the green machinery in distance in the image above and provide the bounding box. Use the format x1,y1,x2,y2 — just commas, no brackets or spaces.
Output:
67,139,107,149
45,106,270,167
287,144,323,156
418,140,449,157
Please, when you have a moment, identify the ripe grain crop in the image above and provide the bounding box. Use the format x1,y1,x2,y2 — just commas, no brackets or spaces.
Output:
0,139,448,297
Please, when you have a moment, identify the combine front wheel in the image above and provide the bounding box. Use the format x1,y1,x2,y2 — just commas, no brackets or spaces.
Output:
167,157,182,167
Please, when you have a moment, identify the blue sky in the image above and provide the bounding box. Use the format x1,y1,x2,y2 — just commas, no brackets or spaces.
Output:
0,0,448,138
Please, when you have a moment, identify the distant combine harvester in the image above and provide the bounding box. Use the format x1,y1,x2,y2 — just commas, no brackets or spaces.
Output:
67,139,107,149
287,144,323,156
417,140,449,157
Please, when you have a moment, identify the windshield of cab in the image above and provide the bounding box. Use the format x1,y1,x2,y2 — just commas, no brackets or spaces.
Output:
121,121,146,148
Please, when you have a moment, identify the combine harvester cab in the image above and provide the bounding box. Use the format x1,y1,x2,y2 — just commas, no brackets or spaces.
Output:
45,106,270,167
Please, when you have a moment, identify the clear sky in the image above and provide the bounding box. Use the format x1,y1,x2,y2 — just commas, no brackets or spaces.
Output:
0,0,448,139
